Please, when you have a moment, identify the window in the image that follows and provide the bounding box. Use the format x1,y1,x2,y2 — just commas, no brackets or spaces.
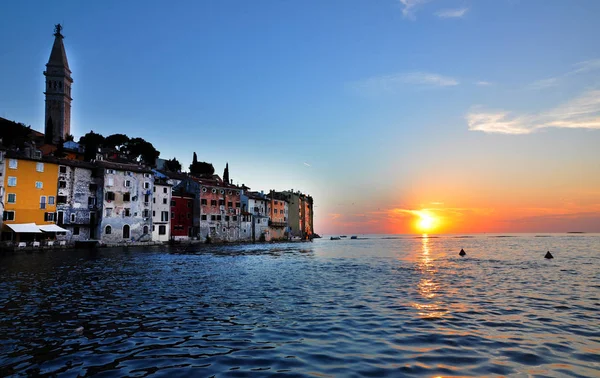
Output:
44,212,55,222
57,195,67,204
35,181,43,189
159,225,166,235
88,197,96,206
73,226,80,235
124,208,131,217
163,198,167,204
216,215,221,221
144,182,150,189
8,177,16,187
40,196,46,209
123,193,131,201
143,209,150,218
163,187,167,194
36,162,44,172
105,192,115,201
7,193,16,203
144,173,151,178
107,177,114,186
211,200,217,206
236,202,241,208
105,208,113,217
225,216,229,221
105,225,112,234
153,198,156,203
201,215,207,220
3,211,15,221
202,187,207,192
153,186,156,193
9,159,17,169
143,226,148,234
187,201,192,208
227,201,233,207
59,181,66,188
144,194,150,203
125,180,131,187
201,199,207,205
125,171,132,176
171,212,175,219
153,211,156,217
89,183,97,191
70,214,76,223
161,211,169,222
274,209,278,214
219,199,225,206
171,200,176,206
59,166,67,173
48,196,55,205
106,169,115,174
187,213,191,219
123,225,130,239
233,216,238,221
211,215,216,221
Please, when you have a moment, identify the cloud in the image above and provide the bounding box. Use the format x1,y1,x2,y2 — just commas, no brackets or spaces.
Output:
399,0,430,19
435,7,469,18
467,90,600,134
352,71,459,95
303,162,311,167
528,58,600,90
475,81,492,86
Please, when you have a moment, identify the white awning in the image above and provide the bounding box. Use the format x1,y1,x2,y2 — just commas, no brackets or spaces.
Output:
6,223,43,233
39,224,68,233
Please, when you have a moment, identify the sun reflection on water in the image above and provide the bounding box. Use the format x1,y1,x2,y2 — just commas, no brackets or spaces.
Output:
412,234,449,319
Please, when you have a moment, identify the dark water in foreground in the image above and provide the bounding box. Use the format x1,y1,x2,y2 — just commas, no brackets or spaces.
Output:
1,234,599,377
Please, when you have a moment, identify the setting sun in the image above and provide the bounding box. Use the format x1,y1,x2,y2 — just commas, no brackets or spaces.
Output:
416,212,437,232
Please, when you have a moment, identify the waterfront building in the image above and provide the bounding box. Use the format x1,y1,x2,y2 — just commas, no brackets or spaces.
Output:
246,191,271,241
170,191,194,240
55,159,101,241
196,177,243,242
268,191,289,240
152,178,172,242
0,146,5,230
282,190,314,239
97,161,153,244
44,24,72,145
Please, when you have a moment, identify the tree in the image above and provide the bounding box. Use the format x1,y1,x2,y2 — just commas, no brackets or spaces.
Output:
65,133,75,142
124,137,160,166
79,131,105,161
104,133,130,151
164,157,182,172
223,163,229,184
189,152,215,176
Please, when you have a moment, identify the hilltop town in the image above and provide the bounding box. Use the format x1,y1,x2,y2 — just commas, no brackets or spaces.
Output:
0,25,314,248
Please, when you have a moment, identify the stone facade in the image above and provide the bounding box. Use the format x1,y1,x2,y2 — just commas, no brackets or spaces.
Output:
97,162,153,245
246,192,270,241
56,160,101,241
197,179,243,242
268,191,289,240
152,180,172,242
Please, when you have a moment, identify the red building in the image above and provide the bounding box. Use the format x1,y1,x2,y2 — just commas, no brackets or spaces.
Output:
170,192,194,240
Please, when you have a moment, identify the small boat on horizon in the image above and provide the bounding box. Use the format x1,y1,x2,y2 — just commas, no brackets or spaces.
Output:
350,235,358,239
330,236,341,240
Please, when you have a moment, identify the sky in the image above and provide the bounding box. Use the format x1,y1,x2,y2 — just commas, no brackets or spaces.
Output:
1,0,599,234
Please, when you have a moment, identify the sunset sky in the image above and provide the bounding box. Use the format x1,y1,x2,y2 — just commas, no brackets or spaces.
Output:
1,1,599,234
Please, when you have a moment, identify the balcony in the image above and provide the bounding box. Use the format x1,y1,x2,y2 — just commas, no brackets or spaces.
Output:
269,220,287,228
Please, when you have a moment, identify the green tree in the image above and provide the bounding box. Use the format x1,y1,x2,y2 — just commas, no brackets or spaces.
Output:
79,131,105,161
54,138,67,158
104,133,130,151
189,152,215,176
164,157,182,172
124,137,160,166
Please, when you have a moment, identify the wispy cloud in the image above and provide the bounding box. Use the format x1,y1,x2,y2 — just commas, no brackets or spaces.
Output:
399,0,430,19
467,90,600,134
352,71,459,95
529,58,600,89
435,7,469,19
303,162,311,167
475,81,492,86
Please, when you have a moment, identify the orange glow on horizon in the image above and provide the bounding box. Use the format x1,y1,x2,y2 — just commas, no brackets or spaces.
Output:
415,211,439,233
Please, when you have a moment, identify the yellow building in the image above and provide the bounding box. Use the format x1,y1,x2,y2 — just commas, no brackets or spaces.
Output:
3,154,59,228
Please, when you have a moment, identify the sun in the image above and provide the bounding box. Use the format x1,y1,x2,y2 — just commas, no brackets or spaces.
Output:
417,212,437,232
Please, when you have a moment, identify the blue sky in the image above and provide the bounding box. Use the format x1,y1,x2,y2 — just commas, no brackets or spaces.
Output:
1,0,599,233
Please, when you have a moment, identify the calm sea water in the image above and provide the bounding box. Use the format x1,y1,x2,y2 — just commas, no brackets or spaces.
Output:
0,234,599,377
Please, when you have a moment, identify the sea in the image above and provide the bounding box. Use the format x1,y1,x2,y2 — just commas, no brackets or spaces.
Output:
0,234,598,377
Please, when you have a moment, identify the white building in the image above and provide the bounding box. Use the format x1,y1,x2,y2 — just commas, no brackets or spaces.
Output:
152,178,172,242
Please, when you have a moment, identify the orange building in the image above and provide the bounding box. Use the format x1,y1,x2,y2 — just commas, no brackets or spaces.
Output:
2,153,60,239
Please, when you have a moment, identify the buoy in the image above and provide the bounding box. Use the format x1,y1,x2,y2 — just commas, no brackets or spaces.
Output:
75,326,84,334
459,248,466,256
545,251,554,259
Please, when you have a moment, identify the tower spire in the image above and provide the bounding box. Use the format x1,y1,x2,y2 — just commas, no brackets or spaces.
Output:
44,23,73,144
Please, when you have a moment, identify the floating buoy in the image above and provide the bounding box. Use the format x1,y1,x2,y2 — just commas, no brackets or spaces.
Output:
459,248,466,256
545,251,554,259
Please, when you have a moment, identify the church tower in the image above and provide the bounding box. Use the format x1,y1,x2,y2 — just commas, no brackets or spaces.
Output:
44,24,73,144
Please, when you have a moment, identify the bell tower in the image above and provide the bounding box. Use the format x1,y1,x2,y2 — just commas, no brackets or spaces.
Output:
44,24,73,144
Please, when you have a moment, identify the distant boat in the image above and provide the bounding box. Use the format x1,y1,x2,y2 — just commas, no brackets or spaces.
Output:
340,235,347,238
350,236,358,239
330,237,341,240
